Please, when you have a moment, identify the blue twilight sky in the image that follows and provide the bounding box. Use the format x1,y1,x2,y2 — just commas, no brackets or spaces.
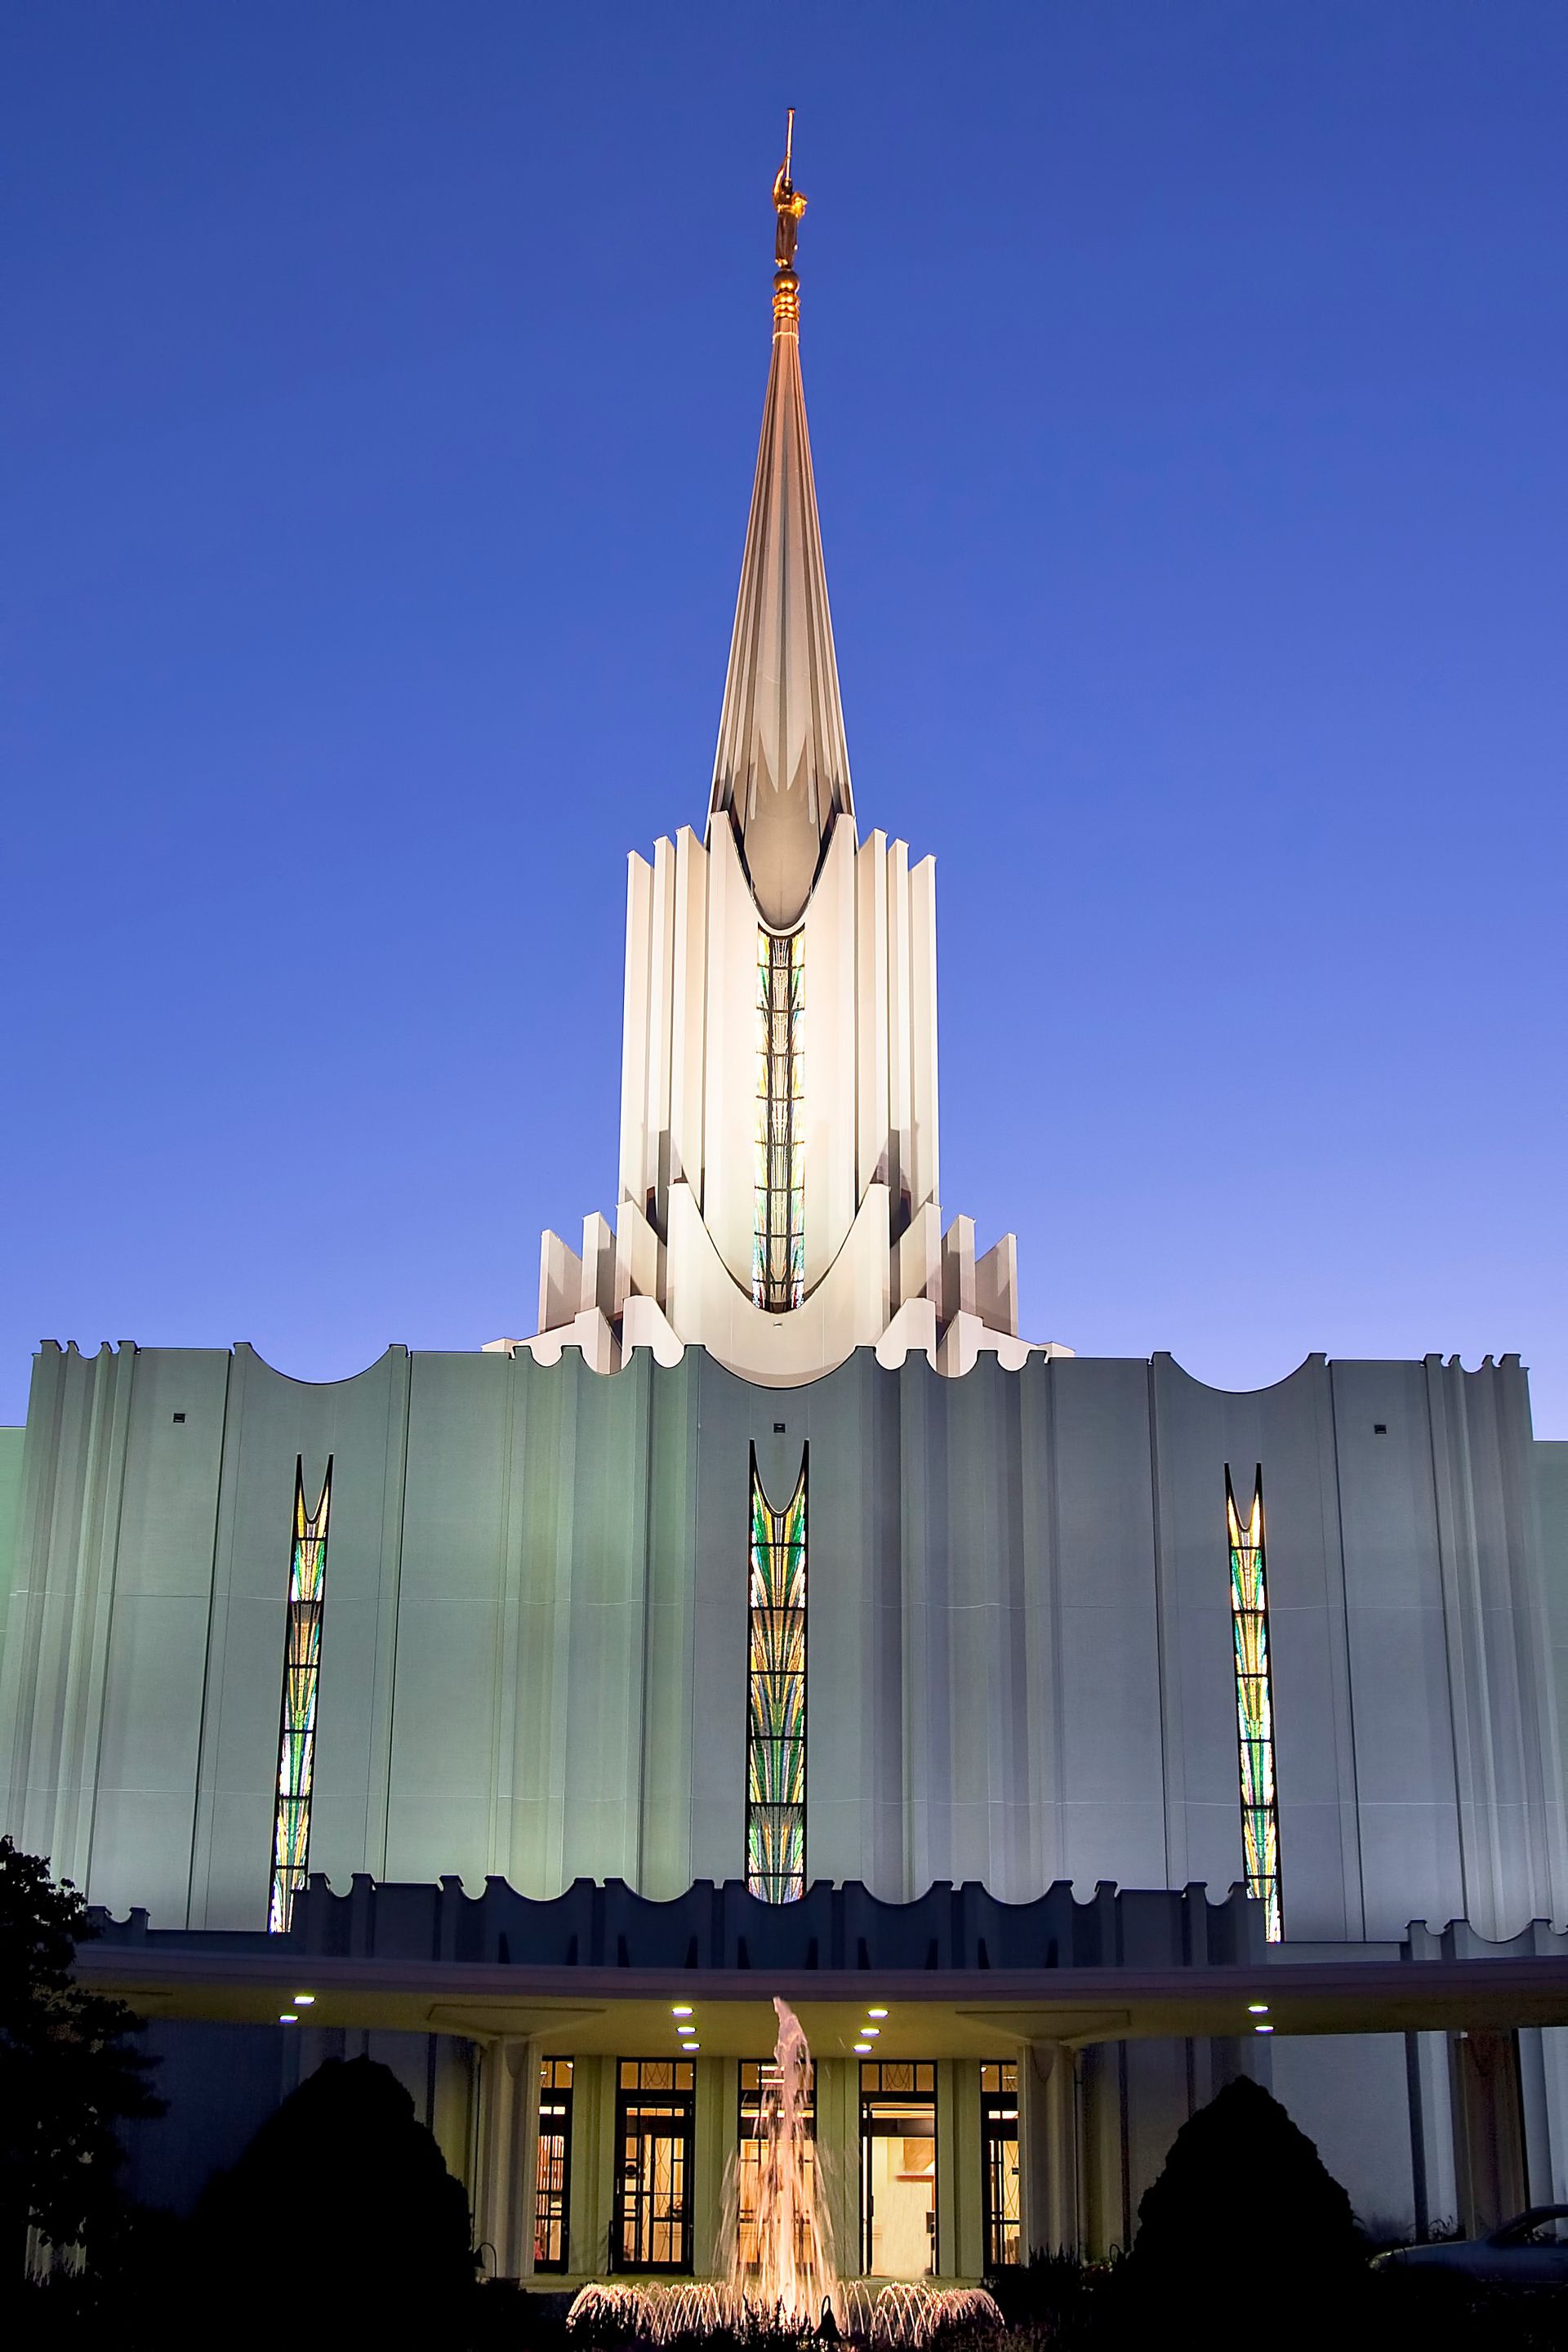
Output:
3,3,1566,1431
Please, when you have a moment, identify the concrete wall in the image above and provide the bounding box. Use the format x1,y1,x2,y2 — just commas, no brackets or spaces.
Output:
1268,2034,1415,2234
1538,1441,1568,1852
0,1425,24,1684
2,1341,1561,1950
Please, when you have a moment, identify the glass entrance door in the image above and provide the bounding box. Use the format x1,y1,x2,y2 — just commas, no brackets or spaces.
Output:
534,2058,574,2272
980,2063,1020,2270
860,2062,937,2277
613,2060,696,2274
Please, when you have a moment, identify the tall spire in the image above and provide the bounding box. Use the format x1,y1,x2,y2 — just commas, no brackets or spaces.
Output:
707,115,853,931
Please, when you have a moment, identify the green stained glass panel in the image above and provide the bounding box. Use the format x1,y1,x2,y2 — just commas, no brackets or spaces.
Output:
269,1459,331,1936
753,928,805,1312
747,1454,806,1903
1227,1468,1282,1943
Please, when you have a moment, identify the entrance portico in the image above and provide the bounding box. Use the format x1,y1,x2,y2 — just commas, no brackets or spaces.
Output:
82,1876,1568,2274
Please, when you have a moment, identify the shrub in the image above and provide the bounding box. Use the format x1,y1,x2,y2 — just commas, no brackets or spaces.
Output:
182,2055,475,2336
1128,2075,1363,2339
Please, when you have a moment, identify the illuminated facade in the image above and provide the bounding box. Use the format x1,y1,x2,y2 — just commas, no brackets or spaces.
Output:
2,137,1568,2281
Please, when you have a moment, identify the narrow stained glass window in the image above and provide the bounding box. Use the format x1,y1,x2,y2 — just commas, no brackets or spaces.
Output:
747,1448,806,1902
268,1455,332,1935
753,926,804,1312
1227,1464,1282,1943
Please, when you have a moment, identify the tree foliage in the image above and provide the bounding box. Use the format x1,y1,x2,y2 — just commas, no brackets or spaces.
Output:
0,1836,161,2274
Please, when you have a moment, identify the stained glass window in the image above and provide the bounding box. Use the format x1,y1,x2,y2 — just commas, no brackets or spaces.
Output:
268,1456,331,1935
747,1449,806,1902
754,926,804,1312
1227,1465,1282,1943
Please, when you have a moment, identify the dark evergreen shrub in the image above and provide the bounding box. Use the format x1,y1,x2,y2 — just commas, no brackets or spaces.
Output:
982,2247,1125,2344
1129,2076,1361,2306
185,2055,475,2332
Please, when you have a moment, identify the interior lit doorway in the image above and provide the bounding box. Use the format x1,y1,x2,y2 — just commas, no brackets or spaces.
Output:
612,2060,696,2273
860,2061,937,2277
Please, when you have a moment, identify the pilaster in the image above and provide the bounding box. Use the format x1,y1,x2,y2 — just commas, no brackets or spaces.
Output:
942,2056,978,2278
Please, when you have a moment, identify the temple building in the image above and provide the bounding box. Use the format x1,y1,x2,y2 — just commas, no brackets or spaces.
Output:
3,138,1568,2277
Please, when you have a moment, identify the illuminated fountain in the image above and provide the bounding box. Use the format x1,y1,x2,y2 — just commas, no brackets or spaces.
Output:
728,1997,837,2323
566,1997,1004,2345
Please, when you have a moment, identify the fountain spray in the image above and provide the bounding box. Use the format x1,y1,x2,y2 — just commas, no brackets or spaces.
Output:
729,1995,837,2323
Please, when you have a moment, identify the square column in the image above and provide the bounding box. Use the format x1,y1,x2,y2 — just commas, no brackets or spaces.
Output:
474,2035,541,2280
1020,2042,1080,2259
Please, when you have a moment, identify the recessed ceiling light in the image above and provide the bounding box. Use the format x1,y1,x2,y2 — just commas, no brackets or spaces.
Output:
867,2007,888,2018
685,2043,700,2052
672,2005,693,2016
854,2042,871,2052
1254,2024,1274,2035
862,2025,880,2036
278,2013,298,2025
1247,2003,1269,2015
293,1993,316,2006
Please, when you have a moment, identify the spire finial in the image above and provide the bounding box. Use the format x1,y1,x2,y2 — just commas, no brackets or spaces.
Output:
708,112,853,924
772,109,807,326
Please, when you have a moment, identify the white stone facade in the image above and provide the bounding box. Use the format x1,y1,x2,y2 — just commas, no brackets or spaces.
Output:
525,818,1060,1387
520,200,1058,1387
6,1337,1563,1953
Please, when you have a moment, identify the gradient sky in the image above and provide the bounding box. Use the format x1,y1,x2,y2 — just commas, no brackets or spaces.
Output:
5,3,1566,1432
